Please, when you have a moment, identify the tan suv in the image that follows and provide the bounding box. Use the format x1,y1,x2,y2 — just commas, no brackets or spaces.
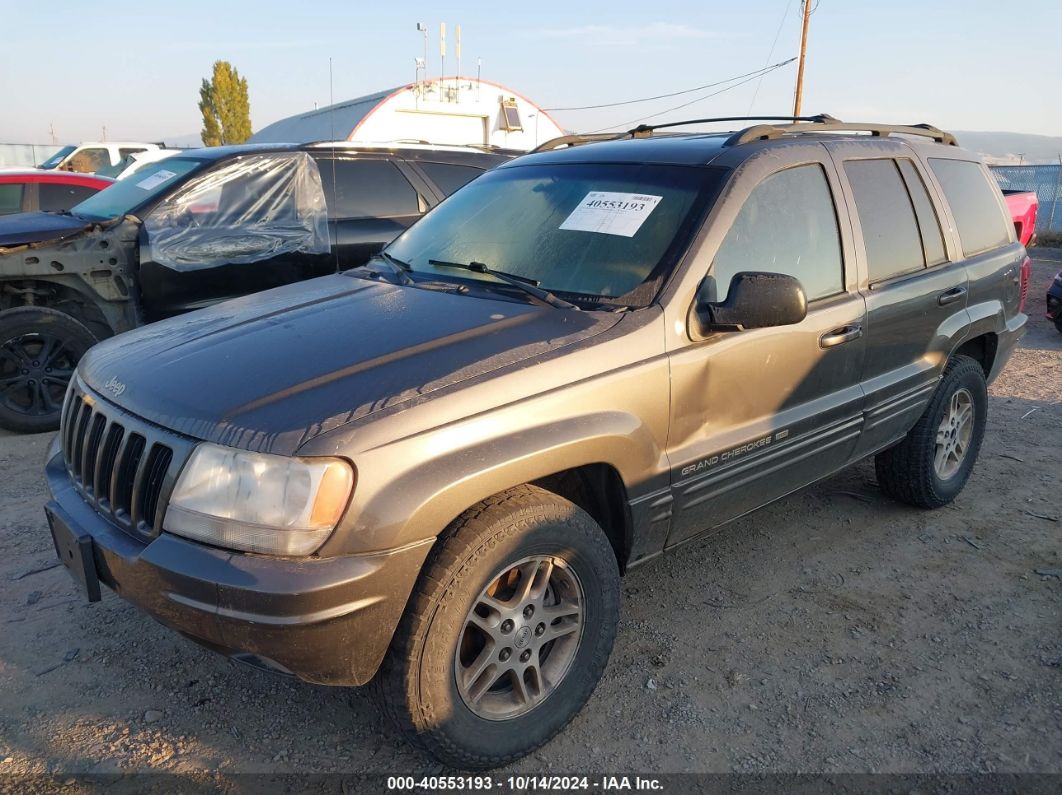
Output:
44,116,1028,768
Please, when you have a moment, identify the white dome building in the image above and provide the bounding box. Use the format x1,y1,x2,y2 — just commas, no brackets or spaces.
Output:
251,77,565,151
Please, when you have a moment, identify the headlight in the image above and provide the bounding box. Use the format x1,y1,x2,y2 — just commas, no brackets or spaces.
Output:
163,443,354,556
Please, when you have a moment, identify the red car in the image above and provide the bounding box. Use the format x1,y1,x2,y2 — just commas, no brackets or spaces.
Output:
0,170,114,216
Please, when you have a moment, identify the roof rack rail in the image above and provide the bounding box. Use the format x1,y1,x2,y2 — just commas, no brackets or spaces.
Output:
726,117,958,147
629,115,834,136
532,114,958,154
532,116,833,153
531,132,633,153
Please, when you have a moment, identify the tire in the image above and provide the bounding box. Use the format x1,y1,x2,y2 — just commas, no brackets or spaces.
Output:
875,355,987,508
375,485,620,769
1054,319,1062,336
0,307,97,434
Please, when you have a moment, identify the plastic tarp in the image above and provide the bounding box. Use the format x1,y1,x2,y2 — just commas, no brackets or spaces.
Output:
143,152,330,271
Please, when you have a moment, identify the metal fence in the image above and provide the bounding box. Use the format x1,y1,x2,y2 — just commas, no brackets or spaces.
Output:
991,163,1062,233
0,143,65,169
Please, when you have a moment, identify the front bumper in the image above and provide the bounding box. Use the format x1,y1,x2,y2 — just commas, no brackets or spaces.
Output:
45,441,431,686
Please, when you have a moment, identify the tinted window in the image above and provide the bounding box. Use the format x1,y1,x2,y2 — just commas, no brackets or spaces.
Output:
897,159,947,266
0,184,23,215
316,159,419,219
845,159,924,282
119,147,147,159
929,158,1010,255
39,183,101,212
419,162,484,196
713,164,843,302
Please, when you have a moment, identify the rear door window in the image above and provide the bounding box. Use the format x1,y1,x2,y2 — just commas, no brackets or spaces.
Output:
0,184,24,215
712,164,844,302
845,159,925,282
316,158,420,219
929,158,1011,256
418,162,484,196
39,183,101,212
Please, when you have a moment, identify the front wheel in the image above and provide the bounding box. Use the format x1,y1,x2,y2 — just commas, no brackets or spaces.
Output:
875,355,987,508
0,307,97,434
376,485,620,769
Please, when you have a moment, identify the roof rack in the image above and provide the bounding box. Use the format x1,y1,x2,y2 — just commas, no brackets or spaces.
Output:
531,114,958,154
531,117,831,153
726,117,958,147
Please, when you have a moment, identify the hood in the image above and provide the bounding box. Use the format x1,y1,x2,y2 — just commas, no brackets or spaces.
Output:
78,274,620,455
0,211,93,249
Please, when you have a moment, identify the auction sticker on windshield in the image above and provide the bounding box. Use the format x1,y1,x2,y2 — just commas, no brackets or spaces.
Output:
136,170,178,191
559,192,662,237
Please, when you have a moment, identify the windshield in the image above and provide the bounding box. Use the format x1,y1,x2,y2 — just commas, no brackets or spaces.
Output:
385,162,723,306
70,158,205,220
38,146,76,169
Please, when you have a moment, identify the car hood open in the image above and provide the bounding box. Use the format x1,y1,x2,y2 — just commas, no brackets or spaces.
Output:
0,212,94,249
78,274,619,455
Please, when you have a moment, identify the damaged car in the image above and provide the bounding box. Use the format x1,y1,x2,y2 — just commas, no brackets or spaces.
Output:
0,142,512,432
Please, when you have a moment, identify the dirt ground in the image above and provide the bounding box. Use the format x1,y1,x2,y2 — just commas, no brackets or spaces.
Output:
0,257,1059,785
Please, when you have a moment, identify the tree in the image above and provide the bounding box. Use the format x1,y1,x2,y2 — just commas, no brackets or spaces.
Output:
198,61,252,146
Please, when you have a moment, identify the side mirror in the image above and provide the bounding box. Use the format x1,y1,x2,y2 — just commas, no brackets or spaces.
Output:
692,271,808,336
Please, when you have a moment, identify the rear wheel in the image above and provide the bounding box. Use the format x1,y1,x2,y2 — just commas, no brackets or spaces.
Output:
875,355,987,508
376,485,620,769
0,307,96,434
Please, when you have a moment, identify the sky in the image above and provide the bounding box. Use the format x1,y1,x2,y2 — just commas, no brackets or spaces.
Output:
2,0,1060,146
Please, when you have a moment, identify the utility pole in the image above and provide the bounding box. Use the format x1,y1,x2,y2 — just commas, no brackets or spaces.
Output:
793,0,813,117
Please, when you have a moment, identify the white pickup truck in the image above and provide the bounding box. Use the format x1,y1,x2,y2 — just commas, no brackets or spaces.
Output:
38,142,162,174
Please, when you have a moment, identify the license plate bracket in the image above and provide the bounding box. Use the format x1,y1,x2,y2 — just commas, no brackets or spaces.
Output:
46,506,101,603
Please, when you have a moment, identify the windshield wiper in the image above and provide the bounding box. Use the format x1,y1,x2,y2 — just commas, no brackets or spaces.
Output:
368,251,415,285
427,259,579,310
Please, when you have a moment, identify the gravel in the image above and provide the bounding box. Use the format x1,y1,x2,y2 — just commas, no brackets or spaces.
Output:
0,258,1059,782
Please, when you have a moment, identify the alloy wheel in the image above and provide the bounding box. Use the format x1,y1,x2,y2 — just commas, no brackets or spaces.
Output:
455,555,584,721
0,332,75,417
934,387,974,479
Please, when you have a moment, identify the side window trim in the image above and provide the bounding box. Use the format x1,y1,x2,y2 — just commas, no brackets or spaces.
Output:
895,157,949,267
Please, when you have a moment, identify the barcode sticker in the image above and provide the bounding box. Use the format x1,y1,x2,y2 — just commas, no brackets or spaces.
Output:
559,191,663,237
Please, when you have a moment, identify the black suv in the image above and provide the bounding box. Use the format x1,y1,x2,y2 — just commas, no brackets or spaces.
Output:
0,142,513,432
45,117,1027,768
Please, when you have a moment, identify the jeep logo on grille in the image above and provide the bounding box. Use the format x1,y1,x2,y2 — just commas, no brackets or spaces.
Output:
103,377,126,398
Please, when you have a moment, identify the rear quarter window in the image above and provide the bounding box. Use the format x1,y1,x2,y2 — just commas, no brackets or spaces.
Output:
419,162,484,196
929,158,1011,256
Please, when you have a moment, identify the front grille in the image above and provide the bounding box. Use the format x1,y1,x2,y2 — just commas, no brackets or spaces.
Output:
60,379,191,540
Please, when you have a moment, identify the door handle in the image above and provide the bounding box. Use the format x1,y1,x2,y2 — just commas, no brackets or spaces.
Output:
819,324,863,348
937,286,967,306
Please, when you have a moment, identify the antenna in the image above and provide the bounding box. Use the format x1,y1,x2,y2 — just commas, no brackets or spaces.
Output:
476,57,482,101
456,24,461,98
329,57,340,274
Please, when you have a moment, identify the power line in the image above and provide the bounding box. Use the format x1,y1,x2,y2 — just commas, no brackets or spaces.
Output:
747,0,795,115
544,58,796,112
587,58,796,133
